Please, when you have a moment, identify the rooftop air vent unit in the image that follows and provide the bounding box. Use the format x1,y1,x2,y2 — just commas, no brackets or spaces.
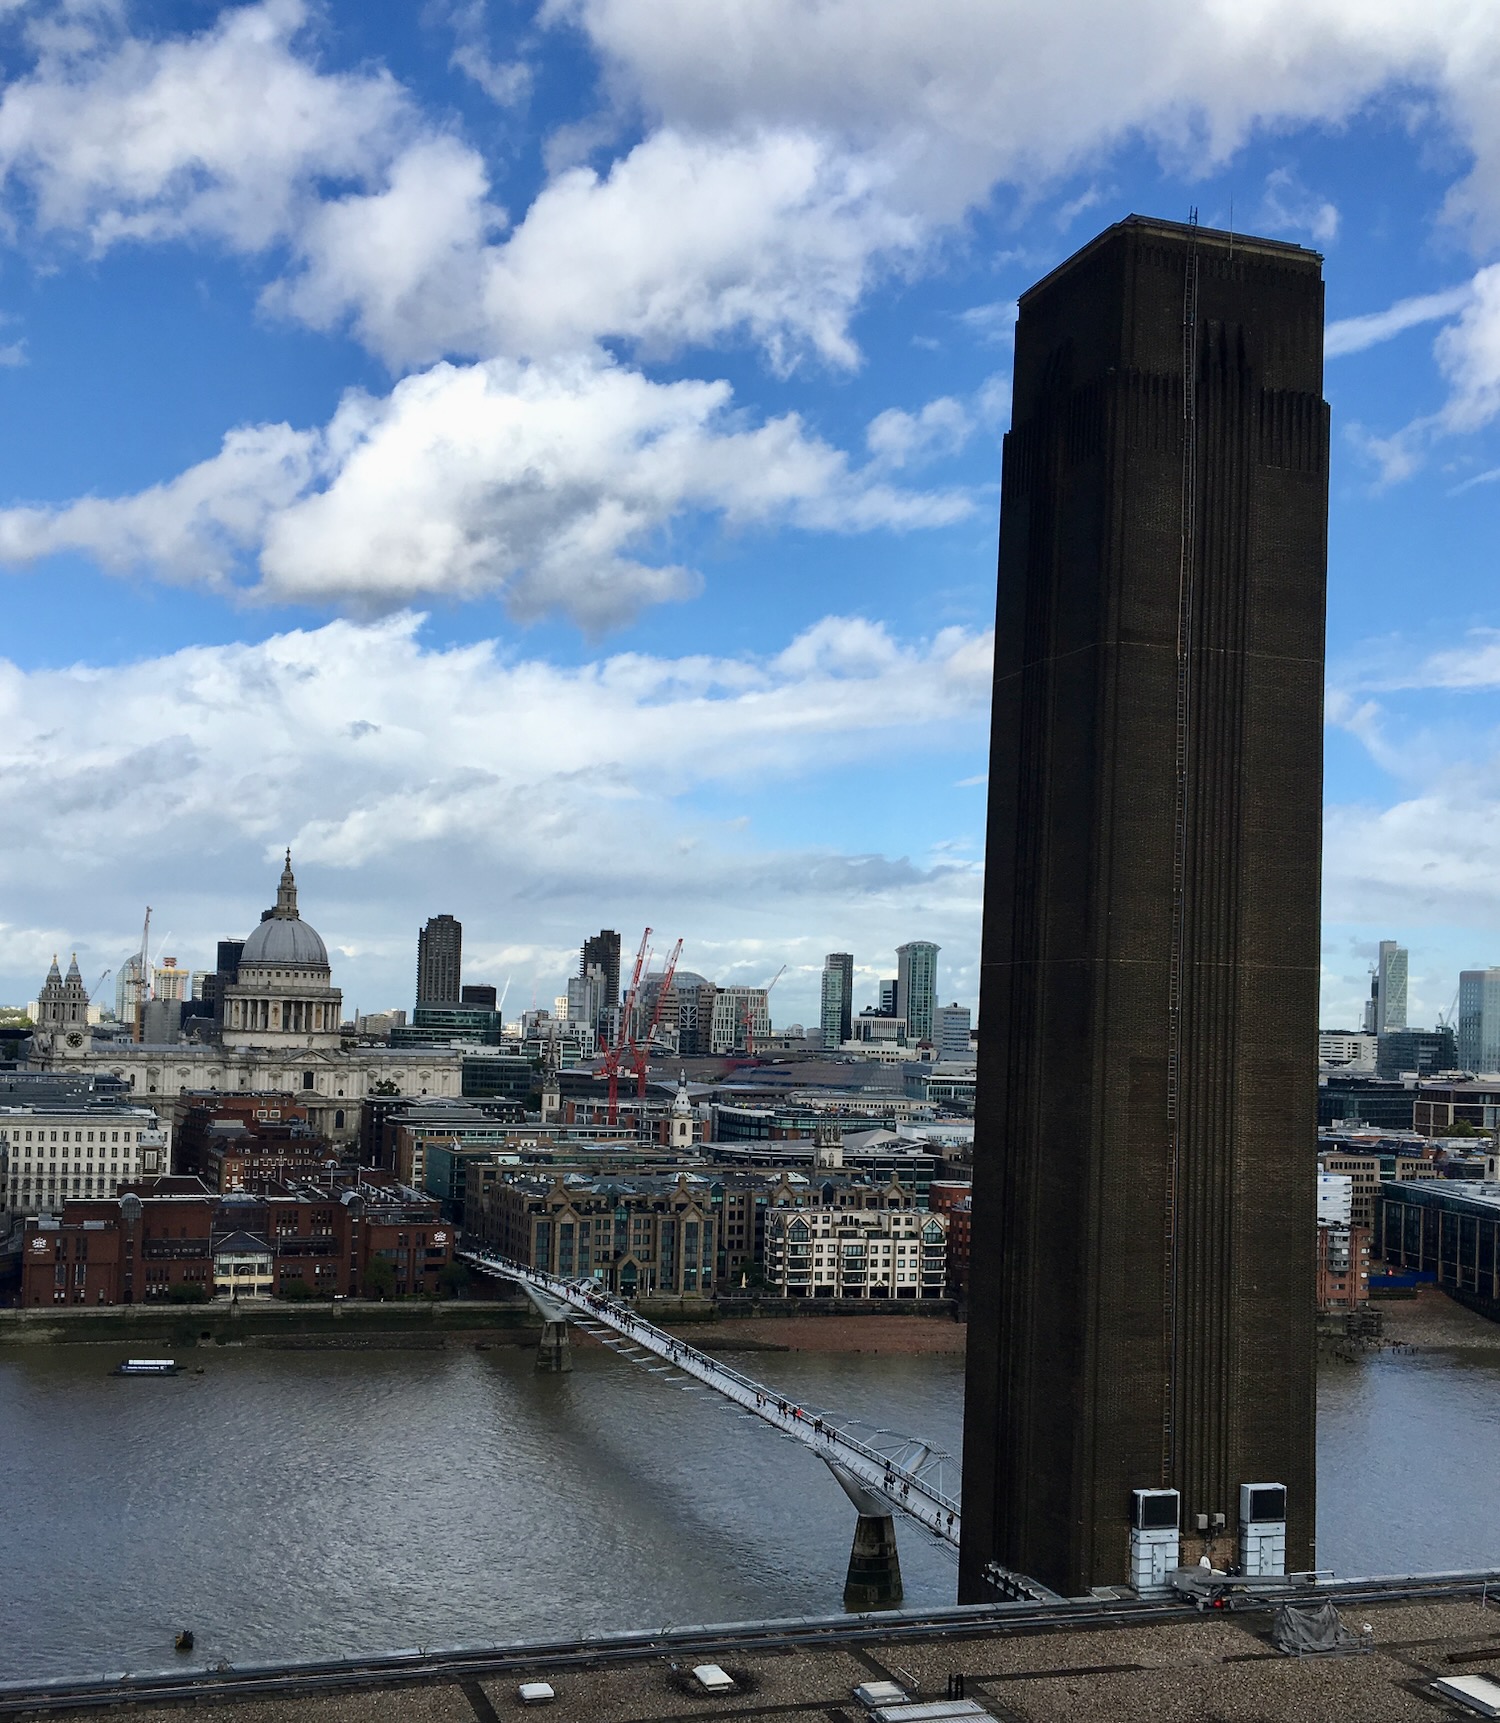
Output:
1129,1488,1180,1592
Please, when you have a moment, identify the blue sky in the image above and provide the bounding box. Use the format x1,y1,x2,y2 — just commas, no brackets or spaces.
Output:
1,0,1499,1031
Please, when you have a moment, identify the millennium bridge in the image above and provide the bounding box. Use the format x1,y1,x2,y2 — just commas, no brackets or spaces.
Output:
457,1246,974,1610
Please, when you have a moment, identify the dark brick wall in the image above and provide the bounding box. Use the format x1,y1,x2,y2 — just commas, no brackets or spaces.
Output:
961,217,1327,1597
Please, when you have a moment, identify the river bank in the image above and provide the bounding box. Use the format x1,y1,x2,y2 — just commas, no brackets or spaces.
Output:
1374,1287,1500,1350
0,1298,543,1349
677,1314,967,1354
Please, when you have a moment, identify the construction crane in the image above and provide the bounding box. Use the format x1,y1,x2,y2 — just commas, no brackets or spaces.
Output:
603,928,652,1126
630,937,684,1100
87,968,112,1003
742,964,787,1059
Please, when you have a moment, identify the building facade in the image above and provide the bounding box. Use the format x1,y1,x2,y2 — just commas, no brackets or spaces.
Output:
821,953,854,1050
1458,970,1500,1074
1374,941,1408,1034
19,1177,451,1305
417,915,463,1006
466,1171,718,1298
762,1203,947,1299
1,1105,169,1225
933,1003,973,1063
963,216,1329,1597
896,943,939,1044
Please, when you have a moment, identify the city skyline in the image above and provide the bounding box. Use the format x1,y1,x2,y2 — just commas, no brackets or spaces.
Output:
0,5,1498,1033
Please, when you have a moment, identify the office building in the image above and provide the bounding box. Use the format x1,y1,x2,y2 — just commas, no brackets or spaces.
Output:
962,216,1328,1597
1318,1029,1376,1070
933,1003,973,1063
710,987,771,1054
581,930,622,1031
461,984,497,1009
896,942,939,1044
1375,1026,1457,1080
1458,970,1500,1074
1362,941,1408,1034
416,914,463,1006
879,979,898,1016
821,953,854,1049
0,1105,169,1224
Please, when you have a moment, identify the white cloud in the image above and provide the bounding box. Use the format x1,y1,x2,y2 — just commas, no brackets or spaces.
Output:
866,396,972,468
480,128,919,370
1257,167,1339,244
0,613,991,1015
1435,263,1500,434
0,352,973,625
447,1,531,107
0,0,409,254
543,0,1500,231
0,421,317,583
1326,284,1474,357
266,136,505,368
1345,265,1500,481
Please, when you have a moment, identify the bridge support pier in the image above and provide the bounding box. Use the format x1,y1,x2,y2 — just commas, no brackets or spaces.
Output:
826,1461,903,1612
536,1317,572,1372
844,1512,903,1612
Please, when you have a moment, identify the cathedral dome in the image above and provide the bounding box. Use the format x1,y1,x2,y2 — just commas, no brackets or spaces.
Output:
240,915,328,970
237,851,329,971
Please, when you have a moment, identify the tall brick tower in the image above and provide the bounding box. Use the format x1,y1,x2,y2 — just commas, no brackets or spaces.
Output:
960,216,1328,1598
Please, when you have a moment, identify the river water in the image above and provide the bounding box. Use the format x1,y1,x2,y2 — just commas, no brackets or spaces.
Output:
1,1334,1497,1682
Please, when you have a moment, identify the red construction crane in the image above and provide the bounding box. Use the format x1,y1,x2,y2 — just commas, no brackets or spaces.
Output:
604,927,652,1126
630,937,684,1100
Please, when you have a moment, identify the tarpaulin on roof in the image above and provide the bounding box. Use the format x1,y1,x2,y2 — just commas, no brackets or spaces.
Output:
1272,1601,1360,1655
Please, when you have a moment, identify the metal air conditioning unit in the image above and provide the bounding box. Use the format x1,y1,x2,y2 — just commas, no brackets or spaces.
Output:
1129,1488,1181,1592
1239,1483,1287,1577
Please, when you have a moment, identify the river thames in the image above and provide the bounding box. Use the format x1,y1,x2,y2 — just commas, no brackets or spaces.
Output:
2,1324,1498,1681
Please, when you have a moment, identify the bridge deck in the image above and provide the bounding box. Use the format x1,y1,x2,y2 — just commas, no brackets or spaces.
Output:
460,1250,962,1550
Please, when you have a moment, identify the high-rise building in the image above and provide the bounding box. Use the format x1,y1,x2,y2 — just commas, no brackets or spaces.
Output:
1458,970,1500,1074
962,216,1328,1598
879,979,898,1017
581,930,622,1034
896,942,939,1044
933,1003,973,1062
1376,941,1408,1033
821,952,854,1049
462,984,498,1009
416,914,463,1006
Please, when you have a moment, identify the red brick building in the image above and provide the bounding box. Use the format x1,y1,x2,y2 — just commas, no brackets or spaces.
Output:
928,1179,973,1300
20,1175,452,1305
1316,1223,1371,1314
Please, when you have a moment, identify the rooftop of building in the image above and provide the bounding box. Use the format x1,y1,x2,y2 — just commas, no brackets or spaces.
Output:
7,1585,1500,1723
1020,212,1323,308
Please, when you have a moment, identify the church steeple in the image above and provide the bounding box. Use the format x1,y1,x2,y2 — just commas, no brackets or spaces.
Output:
273,850,299,920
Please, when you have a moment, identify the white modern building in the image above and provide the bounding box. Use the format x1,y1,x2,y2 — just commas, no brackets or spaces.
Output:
1318,1030,1377,1071
1316,1172,1353,1227
762,1203,948,1299
933,1003,974,1063
0,1105,169,1228
896,942,939,1044
710,987,771,1054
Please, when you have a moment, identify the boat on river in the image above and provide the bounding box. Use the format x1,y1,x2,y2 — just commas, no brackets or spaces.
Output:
112,1359,182,1377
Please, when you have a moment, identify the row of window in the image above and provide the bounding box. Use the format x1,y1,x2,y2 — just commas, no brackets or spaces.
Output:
3,1129,146,1144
